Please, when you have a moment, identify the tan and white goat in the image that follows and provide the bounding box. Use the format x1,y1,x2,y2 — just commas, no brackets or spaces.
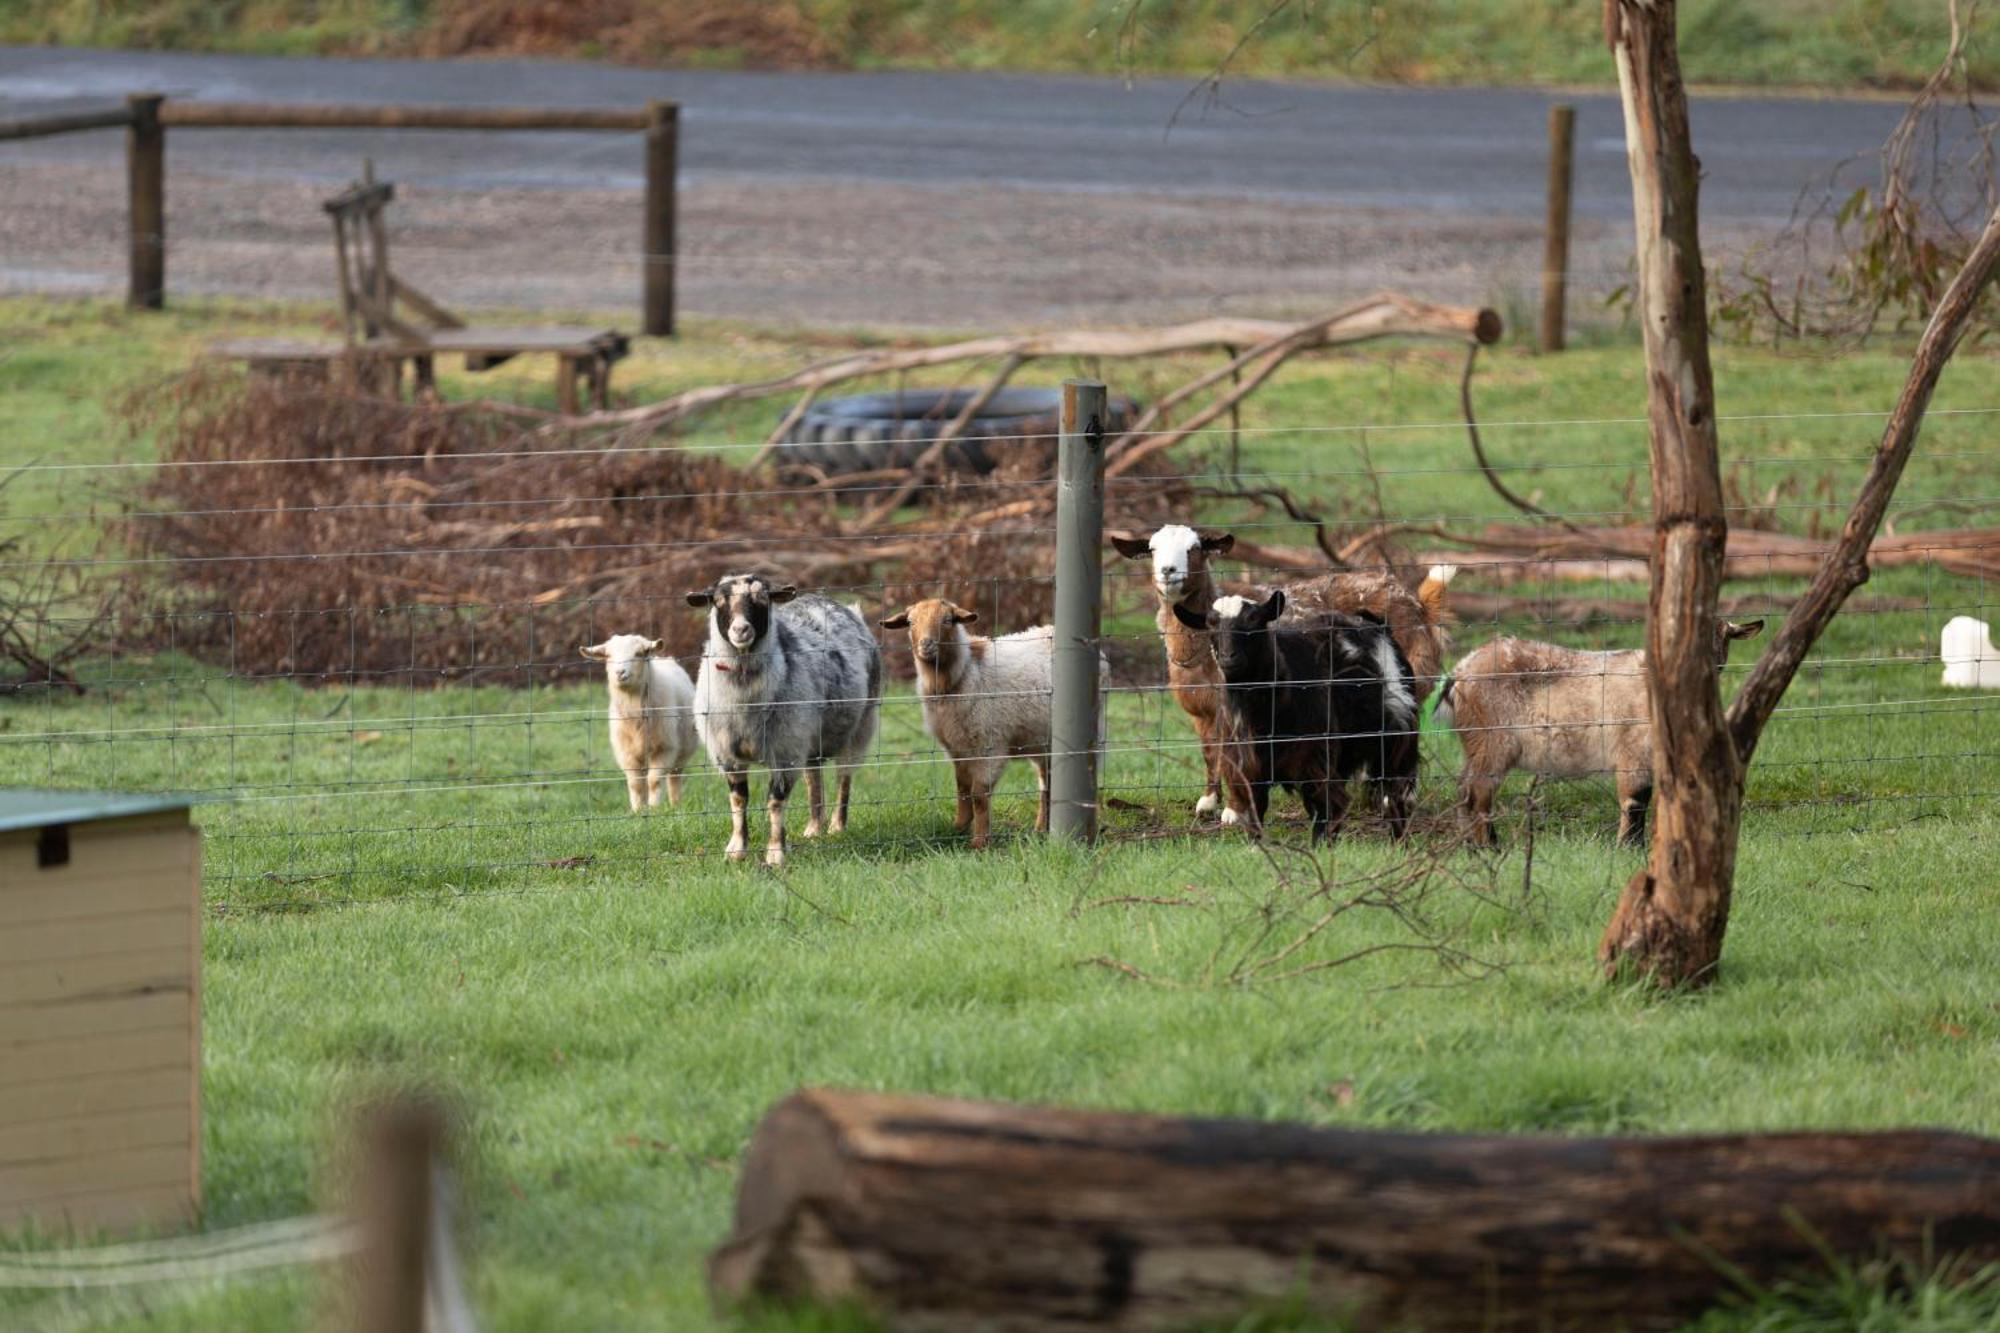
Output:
1111,523,1455,822
881,597,1103,849
1436,620,1763,846
581,634,700,812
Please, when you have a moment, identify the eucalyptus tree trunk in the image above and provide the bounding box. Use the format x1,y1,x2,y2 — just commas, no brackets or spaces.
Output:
1597,0,1742,987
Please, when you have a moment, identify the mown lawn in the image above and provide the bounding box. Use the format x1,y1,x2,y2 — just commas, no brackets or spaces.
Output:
1,297,1997,1331
7,0,1994,92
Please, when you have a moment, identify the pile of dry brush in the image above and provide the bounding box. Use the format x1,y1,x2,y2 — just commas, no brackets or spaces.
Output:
122,372,1192,684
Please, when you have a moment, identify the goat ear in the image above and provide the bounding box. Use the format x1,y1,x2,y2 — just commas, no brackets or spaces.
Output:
641,638,666,655
879,611,910,630
1171,602,1209,632
1726,619,1766,640
952,608,979,625
1260,589,1286,622
684,590,713,608
1199,531,1236,554
580,642,609,660
1109,533,1151,560
770,584,799,604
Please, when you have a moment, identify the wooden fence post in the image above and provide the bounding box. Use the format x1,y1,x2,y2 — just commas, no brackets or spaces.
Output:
1540,103,1575,353
1050,379,1107,844
352,1098,440,1333
126,93,165,310
643,100,679,337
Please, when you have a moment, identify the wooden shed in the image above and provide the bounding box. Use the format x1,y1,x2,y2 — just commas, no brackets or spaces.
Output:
1,790,201,1234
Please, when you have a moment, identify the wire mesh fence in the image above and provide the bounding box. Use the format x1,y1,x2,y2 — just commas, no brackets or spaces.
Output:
4,358,1997,918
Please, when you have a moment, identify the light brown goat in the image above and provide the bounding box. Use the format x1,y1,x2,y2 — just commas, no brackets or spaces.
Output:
1437,620,1763,847
880,597,1073,849
1110,524,1454,822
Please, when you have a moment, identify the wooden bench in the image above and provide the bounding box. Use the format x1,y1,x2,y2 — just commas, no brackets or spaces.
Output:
212,164,630,413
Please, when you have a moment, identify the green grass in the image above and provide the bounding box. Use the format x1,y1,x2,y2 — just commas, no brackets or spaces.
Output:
6,0,1995,92
2,296,1998,1330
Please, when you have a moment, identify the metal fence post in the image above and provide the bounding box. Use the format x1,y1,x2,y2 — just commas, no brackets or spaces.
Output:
1050,378,1106,844
127,93,165,310
1540,103,1575,353
643,99,679,337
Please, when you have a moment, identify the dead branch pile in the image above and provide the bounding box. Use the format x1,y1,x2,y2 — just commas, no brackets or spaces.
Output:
120,373,1193,682
2,470,113,694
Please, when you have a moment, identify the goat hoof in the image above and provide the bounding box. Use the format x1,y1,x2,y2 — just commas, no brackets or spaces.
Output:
1194,792,1221,819
969,835,989,851
1218,807,1241,828
764,846,787,869
802,820,824,840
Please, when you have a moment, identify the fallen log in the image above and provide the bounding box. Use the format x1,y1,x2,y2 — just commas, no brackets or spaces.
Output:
1220,525,2000,587
710,1089,2000,1333
1420,524,2000,584
586,291,1499,435
1448,590,1927,627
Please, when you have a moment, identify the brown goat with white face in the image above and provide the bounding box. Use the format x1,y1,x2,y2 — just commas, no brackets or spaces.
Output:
880,597,1093,849
1436,619,1764,847
1110,523,1455,824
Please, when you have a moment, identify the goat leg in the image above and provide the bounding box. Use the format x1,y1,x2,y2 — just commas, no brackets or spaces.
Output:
951,760,975,834
970,788,992,850
725,773,751,861
1314,777,1351,844
1617,778,1652,847
1460,770,1502,850
802,767,827,839
1194,737,1224,820
764,769,795,869
831,765,855,835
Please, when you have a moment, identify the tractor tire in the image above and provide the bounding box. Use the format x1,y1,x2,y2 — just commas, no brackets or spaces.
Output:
773,388,1137,477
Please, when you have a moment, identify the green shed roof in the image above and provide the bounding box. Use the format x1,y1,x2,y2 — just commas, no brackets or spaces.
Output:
0,788,195,834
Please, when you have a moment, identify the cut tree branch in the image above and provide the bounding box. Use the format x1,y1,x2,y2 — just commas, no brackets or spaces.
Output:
1459,343,1585,531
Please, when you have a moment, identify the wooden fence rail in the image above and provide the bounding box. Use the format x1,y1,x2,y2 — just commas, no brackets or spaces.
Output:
0,93,675,333
156,102,650,131
0,106,136,141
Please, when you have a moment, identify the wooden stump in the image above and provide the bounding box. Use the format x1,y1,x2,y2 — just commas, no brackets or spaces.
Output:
711,1089,2000,1332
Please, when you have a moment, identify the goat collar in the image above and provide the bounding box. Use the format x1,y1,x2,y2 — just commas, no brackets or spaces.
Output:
708,650,765,678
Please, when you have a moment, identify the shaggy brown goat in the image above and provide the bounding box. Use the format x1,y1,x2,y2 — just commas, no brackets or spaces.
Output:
1437,620,1764,847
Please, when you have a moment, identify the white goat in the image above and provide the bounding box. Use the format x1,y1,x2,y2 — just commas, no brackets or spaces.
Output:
1941,616,2000,689
880,597,1104,848
581,634,699,812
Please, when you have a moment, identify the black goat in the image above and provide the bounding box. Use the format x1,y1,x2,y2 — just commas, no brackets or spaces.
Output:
1174,590,1420,842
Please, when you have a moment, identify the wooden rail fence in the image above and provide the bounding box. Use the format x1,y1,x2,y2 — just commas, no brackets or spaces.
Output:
0,93,678,335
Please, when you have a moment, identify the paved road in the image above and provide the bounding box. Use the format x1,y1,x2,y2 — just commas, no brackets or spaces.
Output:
2,46,1903,219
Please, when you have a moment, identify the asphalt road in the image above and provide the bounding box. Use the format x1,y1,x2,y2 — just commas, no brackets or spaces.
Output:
2,46,1904,219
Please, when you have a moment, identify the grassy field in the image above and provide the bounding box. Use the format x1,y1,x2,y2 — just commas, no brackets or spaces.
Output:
6,0,1995,93
2,296,1998,1330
